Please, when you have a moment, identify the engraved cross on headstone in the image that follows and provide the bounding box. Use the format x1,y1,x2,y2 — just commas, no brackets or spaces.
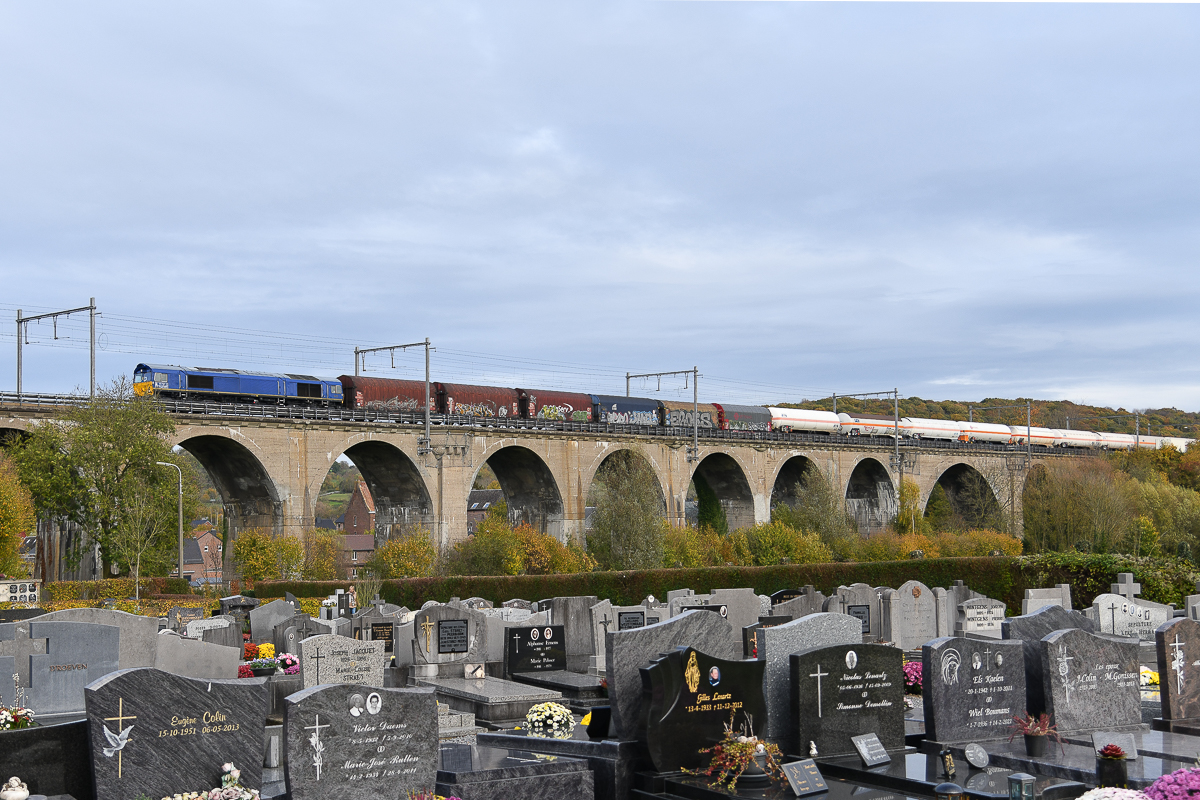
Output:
308,648,326,684
1107,602,1120,633
1172,634,1187,692
1112,573,1142,601
304,714,329,780
599,616,611,633
809,664,828,718
421,618,435,653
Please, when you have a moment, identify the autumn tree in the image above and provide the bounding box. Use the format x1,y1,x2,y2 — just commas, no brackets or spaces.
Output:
0,453,35,577
302,529,344,581
371,527,437,578
771,471,859,561
231,528,278,584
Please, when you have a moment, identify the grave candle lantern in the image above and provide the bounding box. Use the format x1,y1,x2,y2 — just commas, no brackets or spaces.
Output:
934,783,963,800
1007,773,1036,800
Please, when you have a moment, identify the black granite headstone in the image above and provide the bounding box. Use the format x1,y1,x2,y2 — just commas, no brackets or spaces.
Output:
743,624,764,660
84,667,269,800
1040,627,1140,734
1002,603,1096,716
285,683,438,800
639,645,767,773
1157,616,1200,724
922,636,1026,745
772,589,803,605
847,605,871,633
790,643,904,758
438,619,469,654
506,625,566,674
0,608,45,624
680,604,728,619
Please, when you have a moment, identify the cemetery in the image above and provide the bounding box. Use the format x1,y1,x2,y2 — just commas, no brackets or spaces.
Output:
7,570,1200,800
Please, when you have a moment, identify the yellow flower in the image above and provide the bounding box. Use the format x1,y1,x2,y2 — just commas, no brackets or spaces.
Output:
257,643,275,659
1140,666,1159,686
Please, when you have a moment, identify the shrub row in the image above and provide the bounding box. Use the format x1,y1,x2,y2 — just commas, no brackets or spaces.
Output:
252,554,1200,613
41,577,193,602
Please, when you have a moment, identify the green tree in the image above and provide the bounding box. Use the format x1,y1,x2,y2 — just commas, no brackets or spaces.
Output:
372,527,438,578
587,449,665,570
107,481,168,603
302,529,344,581
231,528,278,584
0,452,36,577
924,484,954,531
771,471,859,561
9,378,199,577
693,473,728,536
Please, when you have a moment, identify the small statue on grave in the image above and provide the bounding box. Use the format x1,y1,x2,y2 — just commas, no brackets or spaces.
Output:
0,777,29,800
809,741,819,756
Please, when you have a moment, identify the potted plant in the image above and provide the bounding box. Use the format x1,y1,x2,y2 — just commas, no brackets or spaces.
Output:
1008,713,1063,758
1096,744,1128,788
0,676,35,731
246,658,279,677
685,711,785,791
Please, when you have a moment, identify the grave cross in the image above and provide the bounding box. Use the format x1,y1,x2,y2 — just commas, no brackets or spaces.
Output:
512,630,522,654
420,618,434,653
599,616,611,633
1107,601,1120,633
1172,634,1187,692
308,648,327,684
1112,573,1142,601
809,664,828,718
104,697,137,779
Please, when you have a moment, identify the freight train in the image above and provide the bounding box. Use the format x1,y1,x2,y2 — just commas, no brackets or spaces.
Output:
132,363,1194,452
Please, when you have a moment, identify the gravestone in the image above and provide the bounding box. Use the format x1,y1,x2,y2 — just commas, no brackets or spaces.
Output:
760,613,861,740
771,588,803,605
0,619,119,715
154,631,240,679
606,609,738,740
922,636,1026,744
38,607,159,669
1111,572,1142,601
548,595,599,672
1040,627,1141,734
276,615,336,656
503,599,532,610
881,580,937,650
219,594,259,633
774,586,827,620
284,683,438,800
1156,616,1200,728
1002,603,1097,716
0,607,45,623
252,599,300,644
85,667,269,800
1090,593,1172,641
463,596,493,610
411,605,486,675
711,587,765,636
506,625,566,675
168,607,205,631
955,598,1007,640
790,643,904,757
640,645,767,773
186,616,241,650
1022,584,1073,615
590,600,649,656
826,583,882,641
299,634,387,689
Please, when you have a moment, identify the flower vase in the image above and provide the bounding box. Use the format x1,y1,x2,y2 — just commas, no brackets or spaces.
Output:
586,706,610,740
1096,758,1128,788
738,752,771,787
1024,734,1048,757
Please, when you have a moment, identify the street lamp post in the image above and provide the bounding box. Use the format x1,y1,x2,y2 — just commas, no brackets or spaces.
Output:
157,461,184,586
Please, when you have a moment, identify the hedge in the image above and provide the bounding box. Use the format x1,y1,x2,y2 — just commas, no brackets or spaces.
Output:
251,554,1200,613
42,577,193,602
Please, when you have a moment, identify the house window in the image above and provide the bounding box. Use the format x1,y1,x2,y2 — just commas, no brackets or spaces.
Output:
203,545,209,552
352,552,358,562
354,515,357,527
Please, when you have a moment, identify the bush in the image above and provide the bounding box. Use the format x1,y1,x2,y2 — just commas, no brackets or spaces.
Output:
739,521,832,566
445,516,595,577
373,527,437,578
588,449,666,570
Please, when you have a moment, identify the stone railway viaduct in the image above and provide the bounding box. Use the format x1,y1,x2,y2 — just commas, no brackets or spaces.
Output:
2,405,1087,549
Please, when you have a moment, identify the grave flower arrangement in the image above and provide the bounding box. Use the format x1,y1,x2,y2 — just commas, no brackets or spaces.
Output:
242,642,257,661
159,762,260,800
903,661,923,694
524,702,575,738
1141,667,1160,687
256,643,275,659
276,653,300,675
1008,713,1064,756
0,675,35,730
236,665,254,679
1099,745,1128,760
1077,789,1149,800
685,710,784,791
1145,766,1200,800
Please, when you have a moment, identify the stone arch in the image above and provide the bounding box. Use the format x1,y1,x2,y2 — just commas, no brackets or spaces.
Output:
925,462,1003,530
844,457,896,534
175,434,284,537
769,454,821,511
333,440,434,541
692,452,755,532
478,444,565,540
585,447,668,518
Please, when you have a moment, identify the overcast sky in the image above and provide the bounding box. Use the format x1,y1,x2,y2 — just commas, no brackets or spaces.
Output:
2,1,1198,409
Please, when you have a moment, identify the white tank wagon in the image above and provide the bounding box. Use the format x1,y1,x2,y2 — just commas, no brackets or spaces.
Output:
900,417,963,441
838,412,902,437
958,421,1014,444
1057,429,1103,449
768,407,841,433
1009,426,1061,447
1096,432,1137,451
1160,437,1196,452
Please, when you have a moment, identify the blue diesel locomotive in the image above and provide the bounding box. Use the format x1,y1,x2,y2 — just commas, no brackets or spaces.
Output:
133,364,343,406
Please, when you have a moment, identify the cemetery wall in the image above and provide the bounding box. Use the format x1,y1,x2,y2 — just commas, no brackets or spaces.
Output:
253,553,1200,611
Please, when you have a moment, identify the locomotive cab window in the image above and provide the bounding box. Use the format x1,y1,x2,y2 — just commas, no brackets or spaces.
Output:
188,375,214,390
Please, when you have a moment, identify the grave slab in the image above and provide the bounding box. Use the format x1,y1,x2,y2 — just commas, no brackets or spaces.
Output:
1154,616,1200,731
252,599,299,644
479,727,642,800
1091,593,1173,641
955,598,1007,640
37,608,159,670
1022,584,1073,615
436,742,593,800
415,675,563,724
154,631,239,679
881,580,937,651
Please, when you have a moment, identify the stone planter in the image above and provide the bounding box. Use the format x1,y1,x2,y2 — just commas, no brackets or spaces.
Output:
1024,734,1049,757
737,752,772,787
1096,758,1128,788
250,667,275,678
